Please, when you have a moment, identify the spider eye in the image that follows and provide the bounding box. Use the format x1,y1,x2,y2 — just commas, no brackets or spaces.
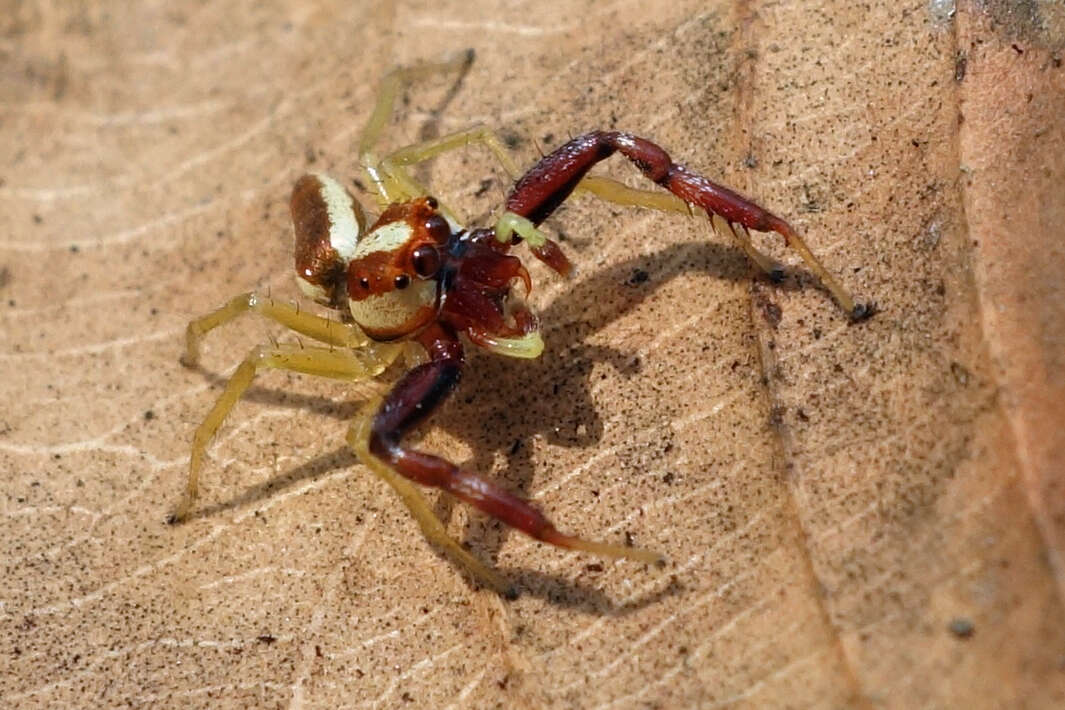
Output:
423,215,451,244
393,274,410,290
411,245,441,278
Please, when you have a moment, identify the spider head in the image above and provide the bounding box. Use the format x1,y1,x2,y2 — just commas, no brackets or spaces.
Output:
345,197,452,341
291,174,454,341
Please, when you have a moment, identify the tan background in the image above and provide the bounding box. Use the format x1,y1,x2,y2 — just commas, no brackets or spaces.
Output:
2,1,1064,708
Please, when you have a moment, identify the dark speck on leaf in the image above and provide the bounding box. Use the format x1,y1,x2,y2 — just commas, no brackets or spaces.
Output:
948,618,974,639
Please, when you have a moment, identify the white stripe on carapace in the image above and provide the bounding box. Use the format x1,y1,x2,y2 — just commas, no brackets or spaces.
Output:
352,220,414,260
311,173,362,261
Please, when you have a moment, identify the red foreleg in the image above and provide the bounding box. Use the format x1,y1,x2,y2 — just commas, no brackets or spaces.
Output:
506,131,871,319
506,131,787,234
368,325,661,563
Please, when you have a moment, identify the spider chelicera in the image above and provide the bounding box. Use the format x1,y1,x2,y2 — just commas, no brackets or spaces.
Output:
172,50,870,597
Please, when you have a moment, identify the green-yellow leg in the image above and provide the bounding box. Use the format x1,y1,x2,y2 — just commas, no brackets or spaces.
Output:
378,125,522,224
710,214,783,279
576,174,691,215
173,341,402,523
575,175,857,311
358,50,475,204
348,400,514,597
182,292,372,368
494,211,549,247
572,175,785,280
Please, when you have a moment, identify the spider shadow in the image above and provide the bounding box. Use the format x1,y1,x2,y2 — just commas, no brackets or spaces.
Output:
179,239,810,606
426,239,805,577
499,565,686,613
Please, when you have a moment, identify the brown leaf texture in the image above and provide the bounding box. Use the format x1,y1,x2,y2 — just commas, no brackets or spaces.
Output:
2,1,1064,708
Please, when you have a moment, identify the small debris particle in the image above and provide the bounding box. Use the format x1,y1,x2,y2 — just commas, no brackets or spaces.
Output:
954,53,967,82
743,153,758,168
769,405,786,430
143,410,155,421
69,244,79,253
33,214,43,224
585,563,604,573
625,531,635,547
401,692,414,702
796,408,809,422
813,327,822,340
1011,43,1023,55
950,361,970,386
257,634,276,644
474,178,493,197
502,131,521,149
509,438,522,455
761,300,782,328
948,618,974,639
305,145,317,163
662,472,675,484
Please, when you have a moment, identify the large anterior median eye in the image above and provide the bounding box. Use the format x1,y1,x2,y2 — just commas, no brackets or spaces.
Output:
411,245,441,278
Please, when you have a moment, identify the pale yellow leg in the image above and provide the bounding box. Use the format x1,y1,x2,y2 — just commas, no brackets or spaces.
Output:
710,214,783,279
348,400,514,596
576,174,691,215
385,125,519,178
573,176,785,280
182,292,372,368
576,176,859,314
173,342,402,522
378,125,521,224
772,223,859,315
358,50,475,204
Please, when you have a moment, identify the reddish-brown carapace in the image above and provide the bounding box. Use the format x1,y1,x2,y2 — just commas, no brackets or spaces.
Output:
172,50,872,597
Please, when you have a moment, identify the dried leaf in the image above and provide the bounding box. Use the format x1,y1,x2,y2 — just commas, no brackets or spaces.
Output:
1,2,1063,708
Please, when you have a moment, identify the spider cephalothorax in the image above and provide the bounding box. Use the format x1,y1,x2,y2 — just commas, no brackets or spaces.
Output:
174,51,871,597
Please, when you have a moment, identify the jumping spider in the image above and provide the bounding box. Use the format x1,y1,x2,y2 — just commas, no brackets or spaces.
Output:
172,50,870,597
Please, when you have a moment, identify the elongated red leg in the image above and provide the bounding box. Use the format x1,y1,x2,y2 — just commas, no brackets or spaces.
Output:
366,323,662,566
505,131,871,320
